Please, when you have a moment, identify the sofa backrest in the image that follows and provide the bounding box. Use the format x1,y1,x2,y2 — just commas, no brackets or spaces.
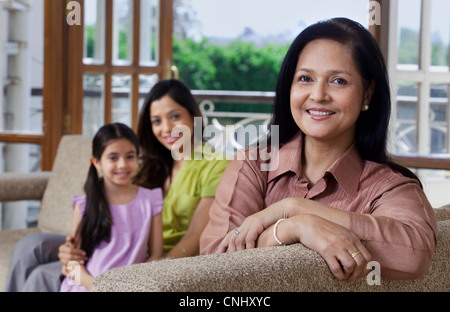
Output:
37,135,92,235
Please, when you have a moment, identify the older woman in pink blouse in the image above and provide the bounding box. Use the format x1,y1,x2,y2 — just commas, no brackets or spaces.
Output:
200,18,437,282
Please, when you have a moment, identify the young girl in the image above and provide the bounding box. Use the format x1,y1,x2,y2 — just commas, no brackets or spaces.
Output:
60,123,163,292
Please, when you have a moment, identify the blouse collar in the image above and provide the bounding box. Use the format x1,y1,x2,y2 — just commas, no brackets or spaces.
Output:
267,132,364,199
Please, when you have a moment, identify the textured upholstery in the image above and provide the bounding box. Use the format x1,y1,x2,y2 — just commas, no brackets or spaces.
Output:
0,135,91,290
92,206,450,292
37,135,91,234
0,172,51,202
0,228,39,290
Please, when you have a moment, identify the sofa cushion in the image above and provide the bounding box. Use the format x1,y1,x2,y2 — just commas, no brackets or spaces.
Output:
0,228,39,291
435,204,450,221
37,135,91,235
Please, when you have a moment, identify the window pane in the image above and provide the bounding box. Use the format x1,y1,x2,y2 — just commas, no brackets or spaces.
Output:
140,0,160,66
188,0,369,40
113,0,134,65
30,94,43,132
430,84,448,153
430,0,450,70
1,92,38,132
1,0,43,134
138,74,159,111
397,0,421,70
1,92,43,133
396,81,419,154
1,143,42,173
84,0,106,65
178,0,369,91
83,74,105,138
112,74,132,126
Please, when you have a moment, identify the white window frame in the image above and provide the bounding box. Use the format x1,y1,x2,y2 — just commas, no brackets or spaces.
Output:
388,0,450,156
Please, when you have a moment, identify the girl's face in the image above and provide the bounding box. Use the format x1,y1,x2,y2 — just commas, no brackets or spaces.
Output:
290,39,373,147
93,138,138,188
150,95,195,152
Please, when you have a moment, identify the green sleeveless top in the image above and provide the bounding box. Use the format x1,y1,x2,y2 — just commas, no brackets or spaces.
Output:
162,145,229,253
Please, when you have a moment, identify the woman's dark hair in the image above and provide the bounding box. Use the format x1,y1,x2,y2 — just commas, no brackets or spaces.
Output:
269,17,420,183
75,122,140,258
135,79,202,189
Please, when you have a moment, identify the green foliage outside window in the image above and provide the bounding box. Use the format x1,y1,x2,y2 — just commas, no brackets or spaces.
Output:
173,35,289,91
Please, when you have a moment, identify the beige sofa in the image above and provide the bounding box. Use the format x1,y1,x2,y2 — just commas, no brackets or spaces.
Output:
0,135,91,290
0,135,449,292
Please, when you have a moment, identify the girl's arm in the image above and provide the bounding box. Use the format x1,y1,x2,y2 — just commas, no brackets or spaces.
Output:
59,236,87,272
146,213,164,261
166,197,215,259
64,204,96,290
60,204,86,276
78,265,95,290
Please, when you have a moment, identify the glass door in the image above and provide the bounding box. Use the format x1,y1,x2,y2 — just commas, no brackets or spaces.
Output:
67,0,173,137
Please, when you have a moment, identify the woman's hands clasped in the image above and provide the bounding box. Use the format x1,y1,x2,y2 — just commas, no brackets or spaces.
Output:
217,198,372,282
217,200,285,253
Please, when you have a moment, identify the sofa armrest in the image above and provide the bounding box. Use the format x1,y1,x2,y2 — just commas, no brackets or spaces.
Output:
93,216,450,292
436,204,450,221
92,215,448,293
0,172,51,202
92,244,336,292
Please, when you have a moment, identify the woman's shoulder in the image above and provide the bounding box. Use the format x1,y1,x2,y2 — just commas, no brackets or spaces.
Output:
187,148,230,172
360,160,422,191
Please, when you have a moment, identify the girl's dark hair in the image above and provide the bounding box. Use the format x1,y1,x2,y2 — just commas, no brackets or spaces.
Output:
75,122,140,258
269,17,420,184
135,79,202,189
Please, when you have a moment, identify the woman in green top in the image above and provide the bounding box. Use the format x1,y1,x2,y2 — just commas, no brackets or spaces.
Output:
134,79,229,258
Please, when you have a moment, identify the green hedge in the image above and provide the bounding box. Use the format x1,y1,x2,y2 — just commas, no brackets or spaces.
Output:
173,35,289,91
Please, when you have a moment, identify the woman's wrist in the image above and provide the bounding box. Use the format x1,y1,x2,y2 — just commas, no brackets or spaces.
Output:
259,217,299,247
166,243,188,259
280,214,311,246
273,218,287,245
285,197,308,216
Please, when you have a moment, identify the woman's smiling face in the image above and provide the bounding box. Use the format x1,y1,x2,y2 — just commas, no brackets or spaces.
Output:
150,95,195,152
290,39,373,147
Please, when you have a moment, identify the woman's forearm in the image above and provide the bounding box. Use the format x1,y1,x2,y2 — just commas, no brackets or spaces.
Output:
167,234,198,258
283,198,351,229
256,216,303,248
